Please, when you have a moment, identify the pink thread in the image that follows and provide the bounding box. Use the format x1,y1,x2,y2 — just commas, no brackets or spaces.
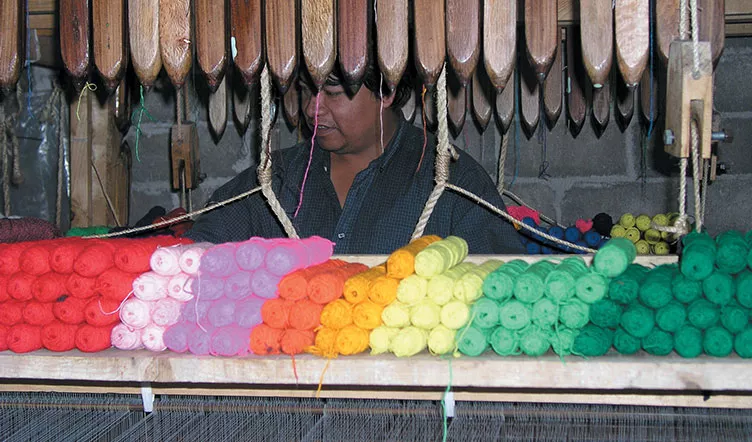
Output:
379,74,385,154
295,92,320,218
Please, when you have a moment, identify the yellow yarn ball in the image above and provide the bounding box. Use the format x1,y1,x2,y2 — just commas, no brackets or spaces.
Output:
352,300,383,330
619,213,635,228
309,326,338,357
370,326,399,355
428,325,456,355
440,300,470,330
390,326,428,357
635,214,652,232
320,299,353,330
610,224,626,238
410,300,442,330
381,301,411,328
652,241,670,255
644,228,661,244
335,325,370,355
652,213,669,227
635,239,651,255
396,274,428,306
625,227,641,243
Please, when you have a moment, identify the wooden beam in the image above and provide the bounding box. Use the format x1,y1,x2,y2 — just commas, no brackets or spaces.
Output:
69,90,93,228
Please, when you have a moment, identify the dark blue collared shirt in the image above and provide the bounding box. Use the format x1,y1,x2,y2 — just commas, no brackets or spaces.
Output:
185,117,524,254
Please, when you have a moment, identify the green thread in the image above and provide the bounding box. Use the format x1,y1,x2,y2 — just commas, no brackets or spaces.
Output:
441,356,453,442
131,85,156,162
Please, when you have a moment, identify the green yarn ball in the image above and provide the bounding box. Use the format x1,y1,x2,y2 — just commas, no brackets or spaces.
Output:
456,325,490,357
575,271,609,304
593,238,637,278
559,298,591,330
733,327,752,358
613,327,641,355
544,271,576,304
471,298,500,329
620,303,655,338
703,271,735,306
672,273,703,304
572,324,614,357
498,300,532,330
482,269,516,302
735,271,752,309
715,233,749,275
703,326,733,357
638,276,674,310
680,243,716,282
674,325,703,358
531,297,559,328
489,326,520,356
589,299,623,329
550,327,579,356
519,326,552,356
720,303,750,334
655,301,687,333
687,299,720,329
642,329,674,356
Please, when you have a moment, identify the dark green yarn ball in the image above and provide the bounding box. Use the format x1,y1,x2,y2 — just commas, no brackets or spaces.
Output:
703,271,735,306
572,324,614,357
681,243,717,282
639,276,674,309
655,301,687,333
674,325,703,358
613,327,641,355
672,273,703,304
590,299,623,329
620,303,655,338
720,303,749,334
703,326,733,357
735,271,752,309
609,276,640,305
734,327,752,358
687,299,720,329
715,232,749,275
642,329,674,356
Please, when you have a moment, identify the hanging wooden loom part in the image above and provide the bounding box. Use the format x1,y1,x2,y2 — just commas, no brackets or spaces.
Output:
161,0,199,194
495,71,515,134
60,0,90,91
283,82,299,128
566,26,588,136
129,0,161,88
446,0,479,135
0,0,25,92
591,71,610,131
196,0,228,137
230,0,261,134
266,0,297,93
614,0,649,127
525,0,558,83
93,0,127,93
338,0,369,91
413,0,445,131
486,0,516,135
520,37,540,136
376,0,408,92
580,0,613,132
209,76,228,138
543,30,563,127
302,0,336,89
472,67,493,132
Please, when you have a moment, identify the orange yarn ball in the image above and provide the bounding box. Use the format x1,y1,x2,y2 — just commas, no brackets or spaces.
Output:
280,329,315,355
288,299,324,331
261,298,294,329
249,324,284,355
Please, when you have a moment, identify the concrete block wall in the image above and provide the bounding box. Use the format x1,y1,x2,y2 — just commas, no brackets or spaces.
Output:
127,37,752,236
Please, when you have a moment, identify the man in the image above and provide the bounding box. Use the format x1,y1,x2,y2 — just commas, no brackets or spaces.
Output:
184,64,524,255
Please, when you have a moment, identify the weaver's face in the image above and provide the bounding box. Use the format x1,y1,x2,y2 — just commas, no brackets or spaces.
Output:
300,80,384,156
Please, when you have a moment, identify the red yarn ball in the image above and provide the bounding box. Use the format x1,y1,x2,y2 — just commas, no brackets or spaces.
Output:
7,324,43,353
96,268,137,302
0,324,8,351
31,272,69,303
22,302,56,326
114,237,175,274
52,296,88,325
18,242,54,276
74,241,116,277
0,274,9,302
41,320,79,352
83,297,121,326
66,273,98,299
50,240,87,274
0,301,24,326
0,243,28,275
75,323,115,352
7,272,36,301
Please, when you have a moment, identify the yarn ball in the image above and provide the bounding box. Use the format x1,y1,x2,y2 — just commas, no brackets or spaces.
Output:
427,324,457,355
97,268,137,302
736,271,752,308
620,304,655,338
456,325,489,357
575,272,608,304
530,297,557,328
572,324,613,357
409,300,441,330
50,241,87,274
19,243,53,275
544,271,576,304
235,238,269,271
52,296,88,324
110,323,143,351
370,326,399,355
519,326,551,356
75,323,115,352
638,277,673,310
634,214,652,232
680,243,716,281
30,272,68,303
655,301,687,333
0,301,24,326
634,240,650,255
389,326,427,357
261,299,294,329
84,297,121,327
593,238,636,278
550,327,579,356
353,300,384,330
608,276,640,305
249,324,284,355
199,244,239,278
715,232,748,274
733,328,752,358
280,329,315,355
672,273,703,304
559,299,590,330
7,324,43,353
720,303,749,334
41,321,78,352
187,327,213,355
320,299,354,330
674,325,703,358
592,212,614,237
619,213,635,229
471,298,500,329
335,325,370,355
163,322,195,353
74,242,116,277
225,270,254,301
233,296,264,329
207,298,237,329
498,300,532,330
396,274,428,306
589,299,623,329
66,273,98,299
23,302,55,326
704,326,733,357
687,299,720,329
7,272,35,301
440,301,470,330
483,267,520,302
368,275,400,306
642,329,673,356
381,301,411,328
613,327,641,355
310,326,338,357
490,326,521,356
289,299,324,331
702,271,735,306
141,324,168,352
133,272,170,301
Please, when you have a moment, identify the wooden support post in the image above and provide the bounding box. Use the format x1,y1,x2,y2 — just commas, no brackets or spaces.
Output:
69,91,93,228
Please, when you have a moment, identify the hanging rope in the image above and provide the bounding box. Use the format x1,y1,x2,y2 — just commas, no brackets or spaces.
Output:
411,64,457,240
258,64,299,239
497,132,509,194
